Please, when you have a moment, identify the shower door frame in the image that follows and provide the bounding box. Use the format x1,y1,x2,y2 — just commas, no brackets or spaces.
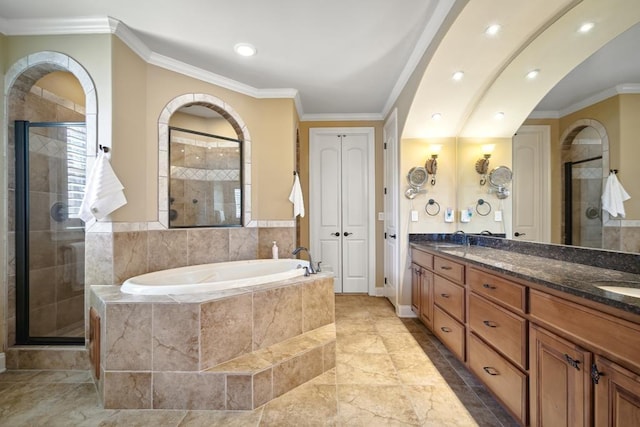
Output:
563,155,603,247
14,120,86,345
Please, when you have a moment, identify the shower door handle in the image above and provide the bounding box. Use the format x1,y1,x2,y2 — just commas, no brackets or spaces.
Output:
514,232,526,237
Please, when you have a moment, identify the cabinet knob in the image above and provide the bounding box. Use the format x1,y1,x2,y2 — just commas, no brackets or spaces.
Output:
440,266,453,270
482,283,497,290
591,363,604,384
483,366,500,376
440,293,450,298
564,354,581,370
483,320,498,328
440,327,451,333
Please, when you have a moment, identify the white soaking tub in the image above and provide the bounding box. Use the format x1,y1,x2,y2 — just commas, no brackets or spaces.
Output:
121,258,311,295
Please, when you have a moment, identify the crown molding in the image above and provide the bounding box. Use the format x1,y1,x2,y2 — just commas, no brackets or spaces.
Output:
0,16,113,35
301,112,384,122
530,83,640,119
1,15,304,113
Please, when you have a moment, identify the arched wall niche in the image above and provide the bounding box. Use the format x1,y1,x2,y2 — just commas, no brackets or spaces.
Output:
157,93,254,228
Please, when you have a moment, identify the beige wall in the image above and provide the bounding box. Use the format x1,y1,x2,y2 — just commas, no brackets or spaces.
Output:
36,71,86,106
298,120,384,288
169,112,237,139
618,94,640,218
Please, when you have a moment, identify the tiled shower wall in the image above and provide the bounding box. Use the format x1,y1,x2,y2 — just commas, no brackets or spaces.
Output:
85,226,296,287
6,78,87,345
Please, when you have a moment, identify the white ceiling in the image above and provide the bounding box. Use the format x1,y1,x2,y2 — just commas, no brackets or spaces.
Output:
0,0,453,119
1,0,639,131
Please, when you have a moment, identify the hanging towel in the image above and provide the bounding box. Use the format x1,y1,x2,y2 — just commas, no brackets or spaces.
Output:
79,150,127,224
602,171,630,218
289,173,305,218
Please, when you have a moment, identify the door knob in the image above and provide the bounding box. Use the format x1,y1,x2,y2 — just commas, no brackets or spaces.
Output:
331,232,340,237
344,232,353,237
514,232,526,237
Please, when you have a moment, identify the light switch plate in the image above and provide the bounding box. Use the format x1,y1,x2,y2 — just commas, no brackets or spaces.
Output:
494,210,503,222
411,210,419,222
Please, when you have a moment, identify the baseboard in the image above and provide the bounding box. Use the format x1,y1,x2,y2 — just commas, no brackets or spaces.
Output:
397,304,417,318
373,287,385,297
0,352,6,373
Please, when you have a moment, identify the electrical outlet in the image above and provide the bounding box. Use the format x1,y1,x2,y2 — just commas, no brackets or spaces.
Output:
495,210,503,222
411,210,419,222
444,208,454,223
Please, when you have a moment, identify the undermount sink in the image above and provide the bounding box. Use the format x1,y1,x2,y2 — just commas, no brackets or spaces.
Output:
593,280,640,298
597,286,640,298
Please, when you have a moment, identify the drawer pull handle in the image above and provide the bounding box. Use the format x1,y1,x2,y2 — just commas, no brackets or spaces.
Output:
482,283,497,290
440,293,450,298
440,266,453,270
564,354,581,370
440,327,452,333
483,320,498,328
483,366,499,376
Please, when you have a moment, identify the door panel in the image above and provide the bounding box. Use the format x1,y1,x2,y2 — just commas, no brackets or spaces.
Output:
383,111,399,307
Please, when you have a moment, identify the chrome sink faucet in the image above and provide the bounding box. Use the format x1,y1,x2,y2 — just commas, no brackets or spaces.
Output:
292,246,317,274
453,230,469,247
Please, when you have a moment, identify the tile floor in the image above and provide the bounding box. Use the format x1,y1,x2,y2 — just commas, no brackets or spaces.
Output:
0,295,518,426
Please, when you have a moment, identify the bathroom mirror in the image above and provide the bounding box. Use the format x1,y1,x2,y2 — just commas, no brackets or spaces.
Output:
488,166,512,199
168,106,243,228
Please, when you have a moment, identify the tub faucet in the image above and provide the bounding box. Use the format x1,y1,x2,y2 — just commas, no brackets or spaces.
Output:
292,246,316,274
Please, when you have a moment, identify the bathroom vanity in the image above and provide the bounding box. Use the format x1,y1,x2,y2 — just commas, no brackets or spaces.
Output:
409,236,640,426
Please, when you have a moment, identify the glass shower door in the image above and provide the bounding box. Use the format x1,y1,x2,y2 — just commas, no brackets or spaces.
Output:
15,120,87,345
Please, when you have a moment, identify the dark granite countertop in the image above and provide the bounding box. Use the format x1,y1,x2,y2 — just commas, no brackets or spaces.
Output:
409,237,640,316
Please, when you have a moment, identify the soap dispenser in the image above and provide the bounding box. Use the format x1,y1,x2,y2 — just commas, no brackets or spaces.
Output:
272,241,279,259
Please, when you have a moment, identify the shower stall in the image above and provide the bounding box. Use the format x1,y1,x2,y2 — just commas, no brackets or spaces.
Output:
14,120,86,345
564,155,603,248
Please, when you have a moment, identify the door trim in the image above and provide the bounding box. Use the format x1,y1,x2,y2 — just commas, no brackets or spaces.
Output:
309,127,376,296
383,109,400,309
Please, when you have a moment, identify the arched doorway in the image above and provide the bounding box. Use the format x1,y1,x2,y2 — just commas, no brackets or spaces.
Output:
4,52,97,346
560,119,609,249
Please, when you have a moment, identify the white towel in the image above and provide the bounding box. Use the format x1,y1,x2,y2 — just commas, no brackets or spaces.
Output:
602,171,630,218
289,173,305,218
79,150,127,223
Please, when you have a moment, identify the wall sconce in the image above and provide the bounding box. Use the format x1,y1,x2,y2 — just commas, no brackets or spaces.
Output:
425,145,441,185
475,144,494,185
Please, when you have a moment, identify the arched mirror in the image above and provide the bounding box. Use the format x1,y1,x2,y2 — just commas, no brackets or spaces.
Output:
168,106,242,228
158,93,253,229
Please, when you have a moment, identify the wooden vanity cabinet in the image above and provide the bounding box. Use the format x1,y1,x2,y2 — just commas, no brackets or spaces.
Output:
594,355,640,426
410,249,434,328
529,324,592,427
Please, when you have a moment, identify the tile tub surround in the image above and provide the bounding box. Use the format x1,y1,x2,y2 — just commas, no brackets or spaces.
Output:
90,273,335,410
0,295,516,426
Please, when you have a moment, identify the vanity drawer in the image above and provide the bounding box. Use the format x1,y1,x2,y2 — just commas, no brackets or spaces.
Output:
434,256,465,283
530,290,640,371
433,305,465,361
411,249,433,269
434,275,465,322
468,268,526,313
469,293,527,369
468,333,528,425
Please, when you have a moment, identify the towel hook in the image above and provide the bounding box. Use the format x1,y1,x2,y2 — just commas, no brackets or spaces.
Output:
99,144,110,153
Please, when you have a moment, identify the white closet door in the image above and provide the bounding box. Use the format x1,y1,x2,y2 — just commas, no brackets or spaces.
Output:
341,134,369,293
311,133,343,292
310,128,373,294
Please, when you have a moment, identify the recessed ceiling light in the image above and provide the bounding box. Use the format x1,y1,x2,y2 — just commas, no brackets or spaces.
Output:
485,24,502,36
234,43,257,57
495,112,505,120
578,22,595,33
432,113,443,121
452,71,465,81
526,69,540,80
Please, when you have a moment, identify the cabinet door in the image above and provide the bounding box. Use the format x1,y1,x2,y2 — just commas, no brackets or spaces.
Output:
530,324,592,427
594,355,640,427
411,264,421,315
420,269,433,328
